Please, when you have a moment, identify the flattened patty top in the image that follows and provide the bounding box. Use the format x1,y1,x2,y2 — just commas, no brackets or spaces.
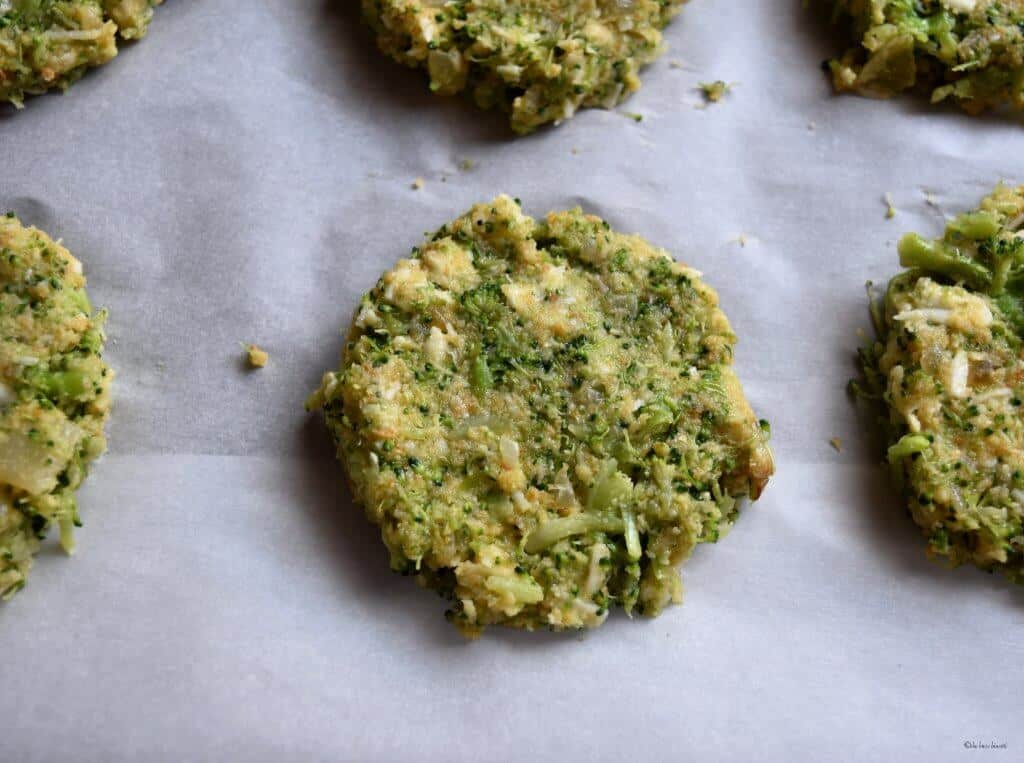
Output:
0,213,113,599
1,0,163,107
362,0,686,133
309,196,773,636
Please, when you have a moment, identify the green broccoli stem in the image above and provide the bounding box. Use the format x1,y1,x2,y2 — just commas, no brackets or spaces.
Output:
897,233,992,291
887,433,931,463
947,211,1002,240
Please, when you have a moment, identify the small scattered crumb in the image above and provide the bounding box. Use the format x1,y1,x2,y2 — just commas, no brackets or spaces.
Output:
884,192,896,219
411,178,424,190
807,121,816,131
459,158,475,171
245,343,268,369
731,233,749,248
668,59,687,70
699,80,732,104
924,190,940,211
571,147,580,155
829,437,842,453
622,111,643,123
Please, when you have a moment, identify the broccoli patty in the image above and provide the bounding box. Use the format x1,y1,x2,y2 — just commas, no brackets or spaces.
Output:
1,0,163,107
361,0,686,134
826,0,1024,115
0,214,113,599
857,184,1024,582
308,196,774,636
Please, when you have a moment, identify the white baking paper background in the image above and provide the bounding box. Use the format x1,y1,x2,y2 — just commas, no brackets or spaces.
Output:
1,1,1021,760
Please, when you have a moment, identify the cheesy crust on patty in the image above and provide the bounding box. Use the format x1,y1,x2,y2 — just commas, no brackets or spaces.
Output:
0,0,163,107
858,184,1024,582
308,196,774,636
0,214,113,599
361,0,687,134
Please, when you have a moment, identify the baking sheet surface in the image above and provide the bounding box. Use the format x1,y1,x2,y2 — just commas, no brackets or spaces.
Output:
1,1,1021,760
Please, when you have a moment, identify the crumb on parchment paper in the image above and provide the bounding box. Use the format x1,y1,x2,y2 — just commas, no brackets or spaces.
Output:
699,80,732,104
245,344,268,369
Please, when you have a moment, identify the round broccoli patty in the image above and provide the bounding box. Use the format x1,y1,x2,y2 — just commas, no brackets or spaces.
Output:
826,0,1024,115
857,184,1024,582
361,0,686,134
308,196,774,636
1,0,163,107
0,214,113,599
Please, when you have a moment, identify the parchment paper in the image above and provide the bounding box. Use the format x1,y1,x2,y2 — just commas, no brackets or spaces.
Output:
1,1,1021,760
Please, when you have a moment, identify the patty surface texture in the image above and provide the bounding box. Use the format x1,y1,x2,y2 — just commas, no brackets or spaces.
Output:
1,213,113,599
1,0,163,106
361,0,686,133
309,195,774,636
858,184,1024,582
826,0,1024,114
